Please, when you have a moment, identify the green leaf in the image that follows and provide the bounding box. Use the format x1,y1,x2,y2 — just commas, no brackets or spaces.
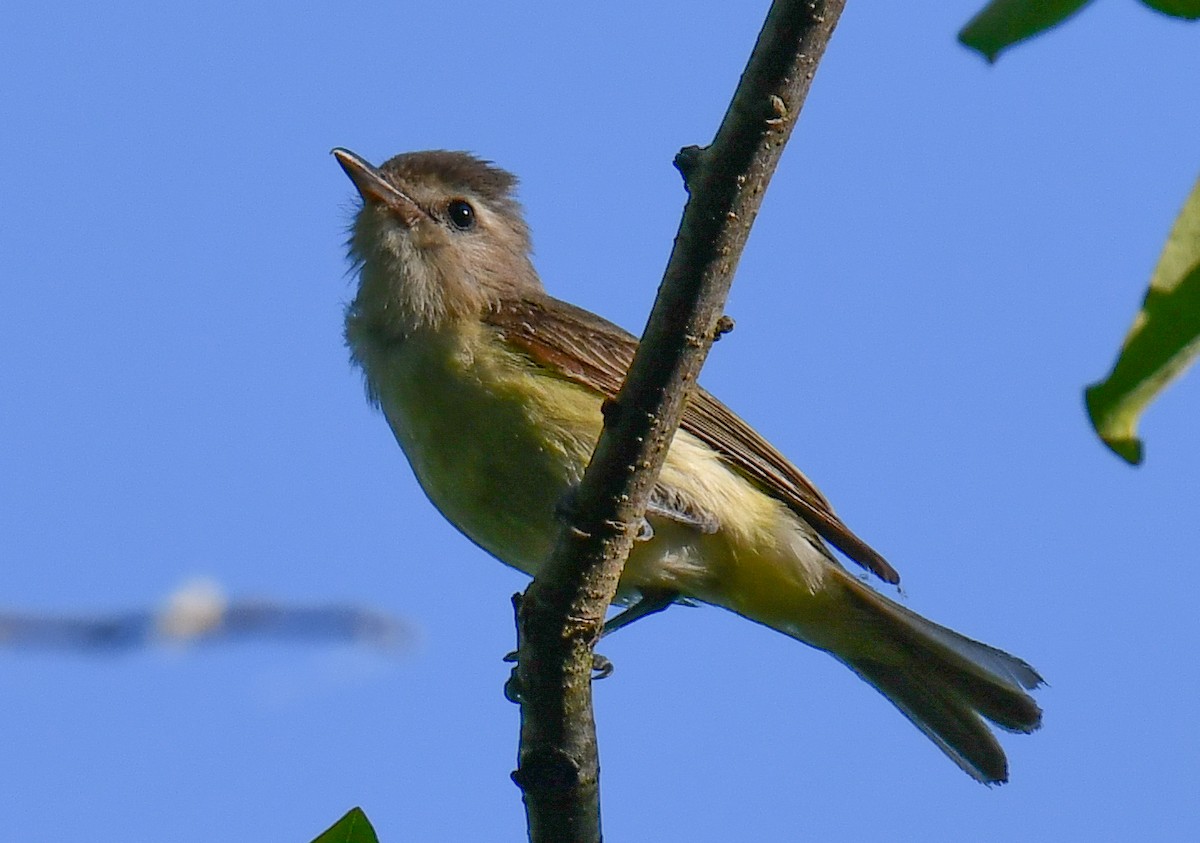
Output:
1086,175,1200,465
958,0,1094,62
1140,0,1200,19
309,807,379,843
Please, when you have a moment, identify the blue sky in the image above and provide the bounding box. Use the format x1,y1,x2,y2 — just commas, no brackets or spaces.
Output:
3,1,1199,840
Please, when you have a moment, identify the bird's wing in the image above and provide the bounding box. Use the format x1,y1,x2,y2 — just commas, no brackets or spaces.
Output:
484,295,900,584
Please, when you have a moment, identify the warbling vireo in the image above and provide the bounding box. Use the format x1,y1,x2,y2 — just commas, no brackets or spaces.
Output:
333,147,1043,783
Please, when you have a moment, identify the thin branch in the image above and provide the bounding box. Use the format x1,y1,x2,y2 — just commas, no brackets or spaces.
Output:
511,2,848,840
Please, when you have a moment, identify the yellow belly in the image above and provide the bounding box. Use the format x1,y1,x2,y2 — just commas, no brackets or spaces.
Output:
369,321,602,574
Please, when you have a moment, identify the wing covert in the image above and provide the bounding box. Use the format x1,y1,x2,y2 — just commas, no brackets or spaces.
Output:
484,295,900,584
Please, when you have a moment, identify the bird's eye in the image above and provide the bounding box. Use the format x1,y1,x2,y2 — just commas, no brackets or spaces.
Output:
447,199,476,230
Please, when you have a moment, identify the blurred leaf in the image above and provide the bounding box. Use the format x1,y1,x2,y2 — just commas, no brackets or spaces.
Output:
1086,175,1200,464
1140,0,1200,19
310,807,379,843
958,0,1093,62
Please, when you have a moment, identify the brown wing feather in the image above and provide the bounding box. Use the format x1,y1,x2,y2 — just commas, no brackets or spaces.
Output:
483,295,900,584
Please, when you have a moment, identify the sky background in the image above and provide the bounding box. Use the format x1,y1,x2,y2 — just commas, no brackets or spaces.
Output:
3,1,1199,840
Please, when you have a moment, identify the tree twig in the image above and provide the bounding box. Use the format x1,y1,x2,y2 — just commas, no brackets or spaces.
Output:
512,2,847,840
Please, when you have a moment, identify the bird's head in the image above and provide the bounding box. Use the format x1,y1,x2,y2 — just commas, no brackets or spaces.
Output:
335,148,541,338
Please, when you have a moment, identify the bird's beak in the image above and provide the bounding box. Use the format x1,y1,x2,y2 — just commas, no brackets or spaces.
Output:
332,147,423,227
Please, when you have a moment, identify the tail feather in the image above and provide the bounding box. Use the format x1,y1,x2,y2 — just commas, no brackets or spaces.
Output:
846,658,1009,783
835,577,1044,784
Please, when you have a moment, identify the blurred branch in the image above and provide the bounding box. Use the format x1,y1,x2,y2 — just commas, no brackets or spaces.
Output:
512,2,847,841
0,578,408,654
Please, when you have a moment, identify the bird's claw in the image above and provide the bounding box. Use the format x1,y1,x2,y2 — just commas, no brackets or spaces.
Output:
592,653,614,679
502,649,613,690
634,517,654,541
504,666,523,703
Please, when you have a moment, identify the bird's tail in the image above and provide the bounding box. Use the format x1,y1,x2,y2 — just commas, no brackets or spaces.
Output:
754,569,1044,784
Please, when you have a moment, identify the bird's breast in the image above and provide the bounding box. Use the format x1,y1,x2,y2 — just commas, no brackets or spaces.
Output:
358,321,603,575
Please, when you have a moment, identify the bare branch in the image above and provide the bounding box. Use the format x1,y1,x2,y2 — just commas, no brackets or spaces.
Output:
511,2,848,840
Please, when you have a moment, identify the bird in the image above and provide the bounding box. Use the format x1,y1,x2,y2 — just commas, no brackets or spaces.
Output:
333,146,1043,784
